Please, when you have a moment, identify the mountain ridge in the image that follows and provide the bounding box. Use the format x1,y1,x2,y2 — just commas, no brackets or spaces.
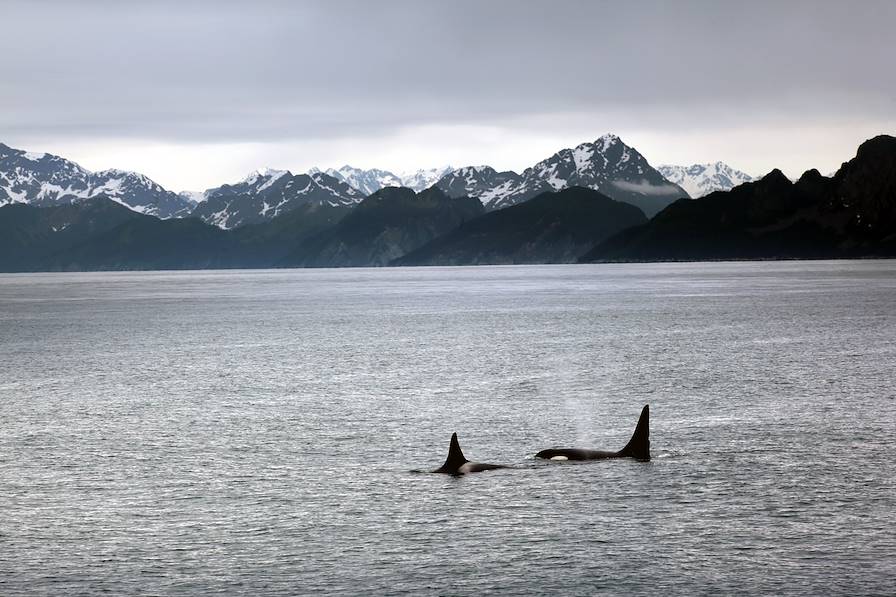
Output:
4,135,894,269
3,133,894,272
394,186,648,266
0,143,193,218
656,162,755,198
435,134,689,216
0,135,687,227
307,165,456,194
581,135,896,262
289,186,484,267
190,169,363,229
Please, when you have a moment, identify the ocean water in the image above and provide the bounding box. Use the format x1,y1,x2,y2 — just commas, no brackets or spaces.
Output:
1,262,894,595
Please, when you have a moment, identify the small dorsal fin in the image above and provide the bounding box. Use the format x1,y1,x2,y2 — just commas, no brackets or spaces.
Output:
437,432,469,473
617,405,650,460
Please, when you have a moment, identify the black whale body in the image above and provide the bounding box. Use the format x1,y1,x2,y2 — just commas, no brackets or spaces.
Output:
432,432,507,475
536,405,650,461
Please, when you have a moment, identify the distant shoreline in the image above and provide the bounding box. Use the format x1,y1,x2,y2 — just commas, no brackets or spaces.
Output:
2,256,895,275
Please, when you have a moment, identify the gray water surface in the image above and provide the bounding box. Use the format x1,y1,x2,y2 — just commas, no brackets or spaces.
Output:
2,262,895,595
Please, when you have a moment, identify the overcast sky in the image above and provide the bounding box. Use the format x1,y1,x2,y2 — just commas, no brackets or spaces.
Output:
2,0,894,190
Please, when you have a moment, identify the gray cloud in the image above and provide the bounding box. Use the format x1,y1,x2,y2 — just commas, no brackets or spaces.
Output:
2,0,894,142
1,0,894,190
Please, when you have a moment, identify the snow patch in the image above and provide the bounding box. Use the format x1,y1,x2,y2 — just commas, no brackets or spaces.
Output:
572,145,594,171
596,133,619,153
541,165,566,190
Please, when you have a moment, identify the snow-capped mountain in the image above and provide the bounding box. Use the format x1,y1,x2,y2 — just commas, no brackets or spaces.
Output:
311,166,404,196
398,166,454,192
309,165,455,195
0,143,193,218
190,168,364,229
656,162,755,198
178,190,207,204
435,166,533,207
436,134,689,216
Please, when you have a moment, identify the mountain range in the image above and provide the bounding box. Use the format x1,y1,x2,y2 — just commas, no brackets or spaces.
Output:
188,134,691,226
310,165,454,195
2,135,758,231
0,143,193,218
3,134,893,271
433,134,689,216
189,168,363,230
1,186,476,271
291,186,483,267
0,185,648,271
394,187,647,266
582,135,896,262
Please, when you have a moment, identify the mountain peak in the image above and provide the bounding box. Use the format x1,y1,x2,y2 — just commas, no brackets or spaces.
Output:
192,167,363,229
756,169,793,191
656,162,754,198
433,134,685,216
316,165,403,195
854,134,896,162
94,168,153,182
398,166,455,192
797,168,824,184
242,168,288,185
568,134,626,160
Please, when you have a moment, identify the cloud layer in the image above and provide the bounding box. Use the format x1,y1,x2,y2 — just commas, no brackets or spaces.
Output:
2,0,894,189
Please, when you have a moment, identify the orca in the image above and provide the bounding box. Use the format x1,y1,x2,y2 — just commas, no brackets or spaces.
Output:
535,404,650,461
431,432,507,475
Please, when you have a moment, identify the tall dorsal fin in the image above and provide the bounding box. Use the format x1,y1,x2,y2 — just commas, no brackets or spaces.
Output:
437,432,469,473
617,405,650,460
